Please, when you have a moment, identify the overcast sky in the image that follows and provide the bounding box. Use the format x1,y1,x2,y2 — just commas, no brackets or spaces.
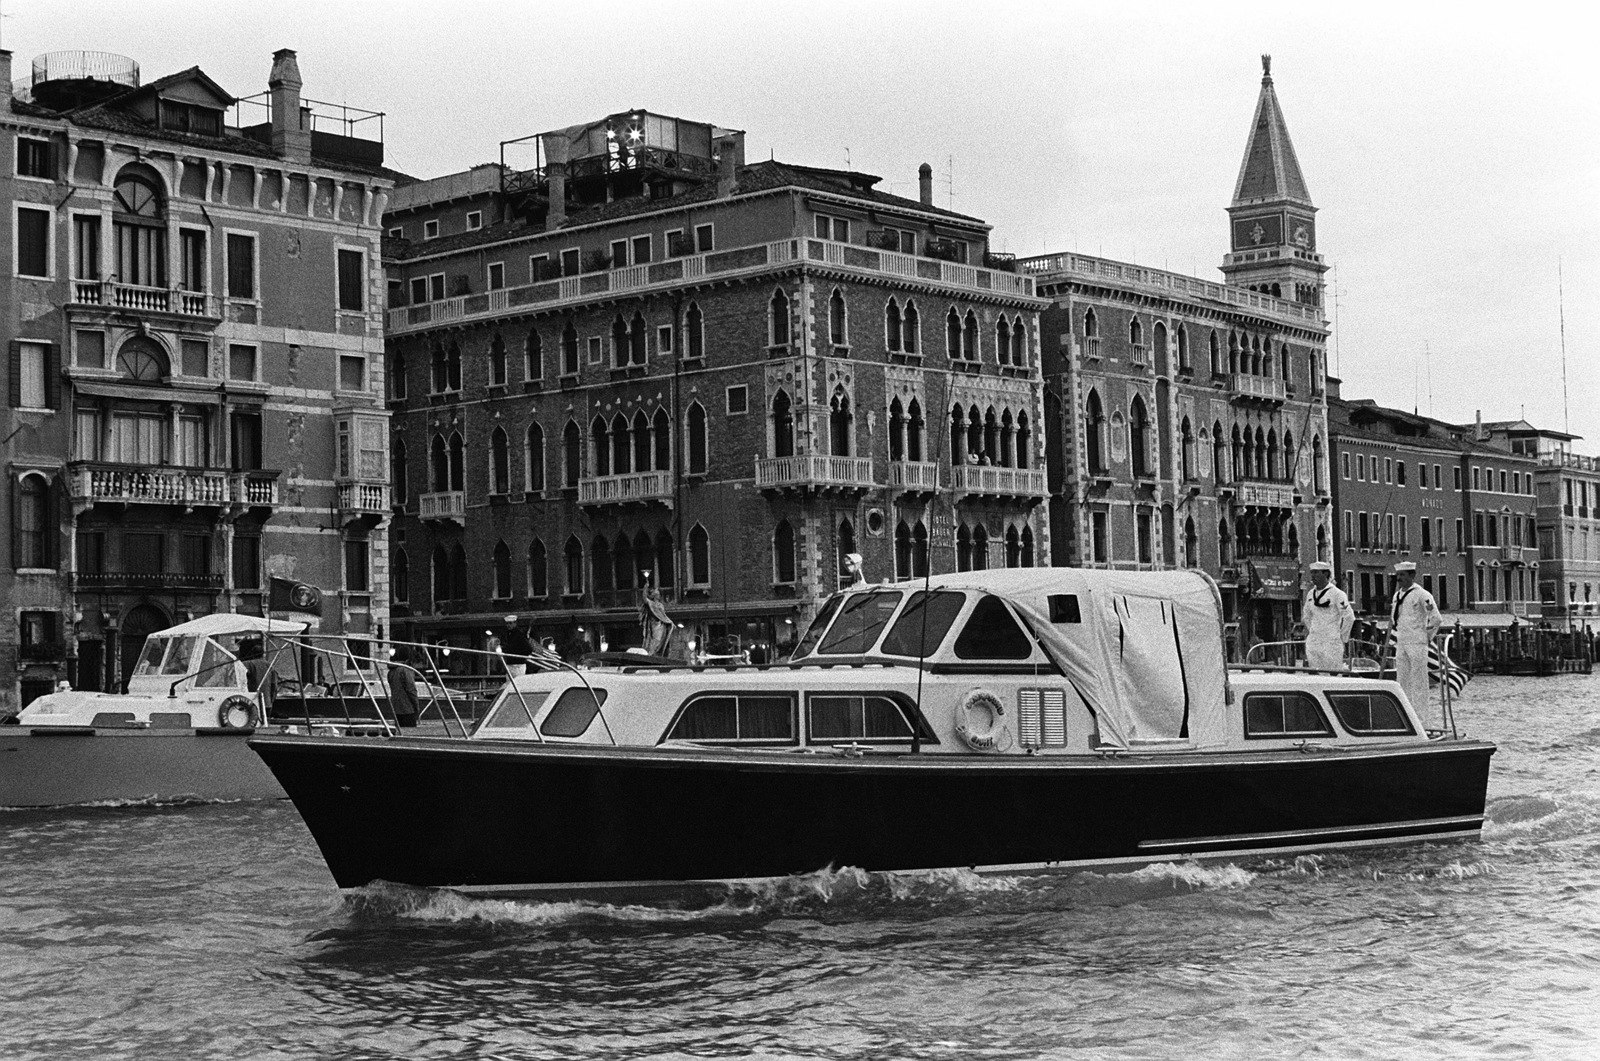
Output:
9,1,1597,447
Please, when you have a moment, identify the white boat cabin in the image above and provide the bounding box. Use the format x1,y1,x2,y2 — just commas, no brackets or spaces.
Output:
469,569,1436,755
17,614,306,730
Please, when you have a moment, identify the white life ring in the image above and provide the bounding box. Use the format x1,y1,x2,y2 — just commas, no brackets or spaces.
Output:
217,695,259,729
954,689,1011,752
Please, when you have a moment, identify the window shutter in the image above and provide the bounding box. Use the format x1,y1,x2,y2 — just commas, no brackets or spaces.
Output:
8,342,19,408
44,343,60,409
9,477,19,569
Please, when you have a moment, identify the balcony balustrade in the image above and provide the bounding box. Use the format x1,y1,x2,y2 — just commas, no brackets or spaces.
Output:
756,454,875,492
1236,480,1295,508
578,470,674,507
889,460,941,492
1228,374,1288,404
71,572,225,591
419,490,467,523
389,237,1037,337
69,463,229,506
950,464,1045,499
337,480,390,517
70,281,217,318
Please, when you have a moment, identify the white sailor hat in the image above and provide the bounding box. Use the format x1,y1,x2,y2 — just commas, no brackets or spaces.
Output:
1393,561,1417,573
503,613,520,623
1309,561,1332,573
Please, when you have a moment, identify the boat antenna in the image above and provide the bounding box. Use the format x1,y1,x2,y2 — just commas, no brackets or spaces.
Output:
1559,258,1570,436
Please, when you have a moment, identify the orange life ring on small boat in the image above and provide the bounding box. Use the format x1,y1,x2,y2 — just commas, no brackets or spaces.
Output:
954,689,1010,752
217,695,259,729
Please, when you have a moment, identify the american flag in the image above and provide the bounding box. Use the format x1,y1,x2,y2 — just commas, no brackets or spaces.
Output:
1429,643,1470,695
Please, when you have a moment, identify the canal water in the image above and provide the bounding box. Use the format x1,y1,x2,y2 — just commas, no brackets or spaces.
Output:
2,673,1597,1060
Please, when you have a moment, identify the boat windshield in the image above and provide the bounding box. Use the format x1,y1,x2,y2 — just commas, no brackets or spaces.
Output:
792,594,845,659
160,636,201,675
135,637,170,676
195,640,242,688
818,591,905,655
878,591,967,657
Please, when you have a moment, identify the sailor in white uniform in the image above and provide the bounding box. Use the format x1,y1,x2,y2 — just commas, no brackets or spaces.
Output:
1302,561,1354,670
1389,561,1441,712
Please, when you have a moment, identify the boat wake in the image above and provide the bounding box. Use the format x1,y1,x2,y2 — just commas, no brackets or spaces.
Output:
0,793,249,814
1483,792,1600,849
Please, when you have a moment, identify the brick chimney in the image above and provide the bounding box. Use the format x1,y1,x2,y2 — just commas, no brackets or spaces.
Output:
919,162,932,206
268,49,312,163
0,51,12,102
542,130,569,231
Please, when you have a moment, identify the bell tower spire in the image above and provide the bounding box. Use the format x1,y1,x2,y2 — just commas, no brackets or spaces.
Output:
1220,55,1327,310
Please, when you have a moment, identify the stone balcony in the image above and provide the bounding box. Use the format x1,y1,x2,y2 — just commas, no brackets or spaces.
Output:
579,470,674,507
69,280,218,319
419,490,466,524
756,455,875,492
67,463,279,510
1236,480,1295,508
1229,374,1288,404
950,464,1045,499
889,460,941,492
337,480,391,521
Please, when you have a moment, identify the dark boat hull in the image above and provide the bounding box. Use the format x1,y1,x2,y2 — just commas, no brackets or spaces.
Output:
250,735,1495,896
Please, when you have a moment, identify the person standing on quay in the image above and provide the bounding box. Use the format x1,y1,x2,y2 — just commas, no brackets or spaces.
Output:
1302,561,1354,671
1389,561,1441,712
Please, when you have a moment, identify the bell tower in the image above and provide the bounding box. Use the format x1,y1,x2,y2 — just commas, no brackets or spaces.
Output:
1220,56,1327,310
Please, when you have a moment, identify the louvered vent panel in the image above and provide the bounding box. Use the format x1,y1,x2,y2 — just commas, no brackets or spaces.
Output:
1042,689,1067,746
1017,689,1042,747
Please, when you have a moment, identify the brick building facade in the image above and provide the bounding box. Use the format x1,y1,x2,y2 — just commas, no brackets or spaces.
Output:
383,111,1047,661
1,48,392,710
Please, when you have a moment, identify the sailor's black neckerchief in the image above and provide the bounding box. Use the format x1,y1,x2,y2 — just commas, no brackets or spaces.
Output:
1391,584,1415,628
1312,585,1332,608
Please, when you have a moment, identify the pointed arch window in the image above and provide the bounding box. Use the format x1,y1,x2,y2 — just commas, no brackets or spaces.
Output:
773,519,796,585
611,413,631,475
430,435,448,491
528,539,548,598
493,541,512,599
525,423,544,492
685,301,704,360
829,289,848,346
447,343,462,391
972,525,989,571
655,530,676,591
949,404,966,465
489,427,510,494
1011,317,1026,367
390,349,408,401
1005,525,1021,567
525,329,543,381
611,315,629,369
902,300,919,354
885,299,902,353
564,535,584,595
1181,417,1196,481
563,420,582,487
686,402,708,474
946,307,961,358
1129,317,1143,348
963,310,978,360
1086,390,1106,474
431,545,451,604
393,547,410,603
653,408,672,470
1129,396,1150,477
895,520,913,581
1312,435,1326,495
956,524,972,572
888,398,905,462
1184,517,1199,567
561,319,579,375
392,438,409,505
996,317,1011,366
1016,412,1031,470
772,390,795,458
837,518,856,585
489,333,507,387
630,311,647,365
1020,525,1034,567
770,288,791,348
592,535,614,593
688,524,711,586
1176,325,1190,372
1084,308,1099,338
448,432,465,491
907,399,925,461
1209,332,1221,375
614,535,635,592
451,544,468,600
829,390,852,457
591,416,611,477
632,411,651,472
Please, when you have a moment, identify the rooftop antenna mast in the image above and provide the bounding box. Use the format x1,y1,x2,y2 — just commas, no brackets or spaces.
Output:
1425,340,1433,417
944,154,955,210
1560,258,1570,436
1331,265,1341,378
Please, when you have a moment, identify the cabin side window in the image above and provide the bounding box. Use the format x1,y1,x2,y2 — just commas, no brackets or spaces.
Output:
664,694,796,744
1243,692,1333,738
952,595,1033,660
878,591,965,657
807,693,927,743
479,691,551,732
1327,691,1414,736
540,687,610,738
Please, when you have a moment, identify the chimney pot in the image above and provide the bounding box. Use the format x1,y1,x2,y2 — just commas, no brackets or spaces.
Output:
268,49,311,164
918,162,933,206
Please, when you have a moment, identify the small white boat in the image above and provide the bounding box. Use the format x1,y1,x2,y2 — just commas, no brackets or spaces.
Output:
1,613,307,807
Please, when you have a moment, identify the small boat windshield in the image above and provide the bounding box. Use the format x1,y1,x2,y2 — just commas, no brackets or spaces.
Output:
792,594,846,659
195,639,242,688
818,591,905,654
877,590,967,657
135,637,171,676
159,636,201,676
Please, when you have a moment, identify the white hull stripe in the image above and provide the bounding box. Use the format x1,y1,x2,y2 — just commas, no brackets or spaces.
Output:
1137,814,1485,852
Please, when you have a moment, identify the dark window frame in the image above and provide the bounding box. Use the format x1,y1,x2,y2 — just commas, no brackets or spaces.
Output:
661,691,797,746
1242,691,1335,739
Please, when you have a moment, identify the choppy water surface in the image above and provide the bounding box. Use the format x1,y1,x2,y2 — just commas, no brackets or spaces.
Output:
2,674,1597,1060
